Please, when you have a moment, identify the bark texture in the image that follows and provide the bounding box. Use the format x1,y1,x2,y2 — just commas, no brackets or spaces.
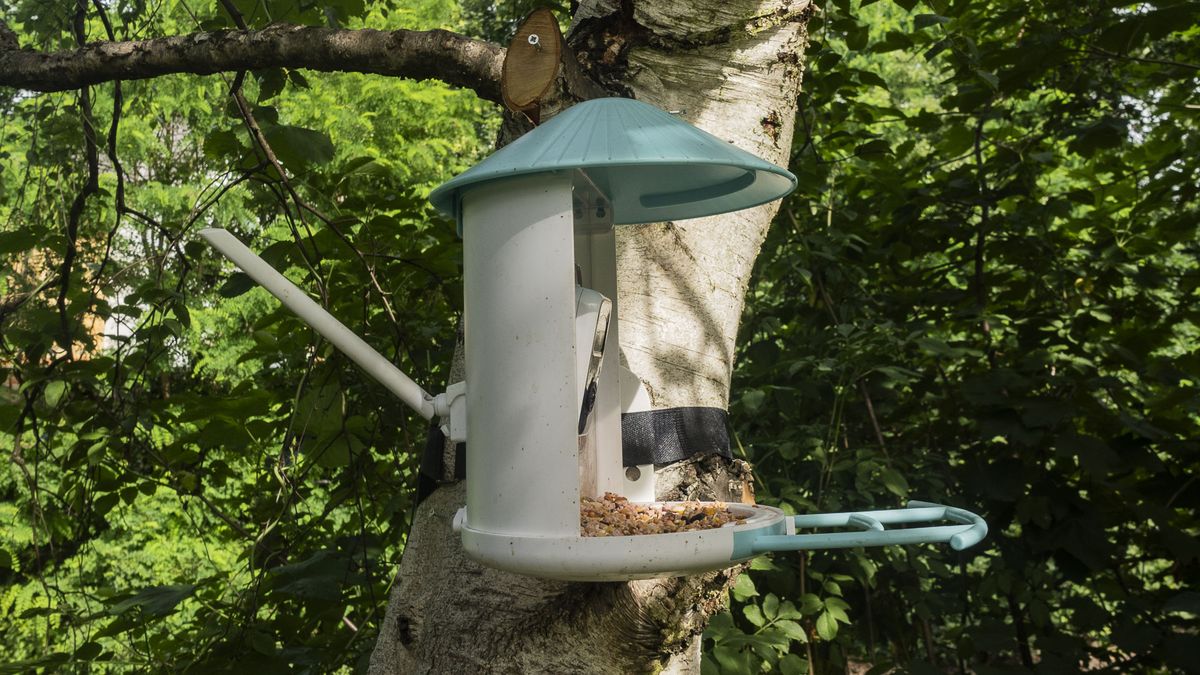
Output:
616,4,807,409
370,1,812,673
0,23,504,102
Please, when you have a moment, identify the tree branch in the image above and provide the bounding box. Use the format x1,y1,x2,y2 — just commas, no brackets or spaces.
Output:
0,23,505,103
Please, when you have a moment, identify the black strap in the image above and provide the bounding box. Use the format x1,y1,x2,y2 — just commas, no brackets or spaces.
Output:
453,440,466,479
620,407,731,466
415,407,730,505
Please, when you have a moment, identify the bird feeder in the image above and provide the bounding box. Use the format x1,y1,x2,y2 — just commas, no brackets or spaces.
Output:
200,97,986,583
426,97,986,580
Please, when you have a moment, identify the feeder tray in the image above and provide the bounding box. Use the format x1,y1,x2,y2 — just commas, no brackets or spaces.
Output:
580,493,748,536
455,500,986,582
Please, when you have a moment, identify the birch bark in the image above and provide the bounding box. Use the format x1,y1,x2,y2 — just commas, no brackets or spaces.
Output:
369,1,811,672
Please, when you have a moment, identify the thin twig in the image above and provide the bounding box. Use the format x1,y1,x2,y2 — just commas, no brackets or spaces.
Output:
858,380,889,459
228,80,400,325
972,113,997,369
1083,45,1200,72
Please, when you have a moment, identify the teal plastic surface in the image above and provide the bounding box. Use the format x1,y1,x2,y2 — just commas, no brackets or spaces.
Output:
747,501,987,554
428,98,797,229
731,519,786,561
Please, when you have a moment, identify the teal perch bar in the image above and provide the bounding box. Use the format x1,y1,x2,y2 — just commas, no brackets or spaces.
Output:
752,501,988,554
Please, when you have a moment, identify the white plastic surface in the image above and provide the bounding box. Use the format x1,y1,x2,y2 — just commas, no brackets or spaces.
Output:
461,174,580,537
460,502,785,581
198,228,436,420
574,224,624,498
574,286,611,427
619,364,656,502
435,381,468,443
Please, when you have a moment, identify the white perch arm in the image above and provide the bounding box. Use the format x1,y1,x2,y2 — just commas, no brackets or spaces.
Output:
198,228,436,420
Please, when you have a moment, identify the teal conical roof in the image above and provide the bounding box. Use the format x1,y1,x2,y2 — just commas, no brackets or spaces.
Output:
429,97,796,227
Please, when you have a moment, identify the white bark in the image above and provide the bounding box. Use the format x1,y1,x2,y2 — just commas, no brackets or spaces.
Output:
370,1,811,672
618,11,803,408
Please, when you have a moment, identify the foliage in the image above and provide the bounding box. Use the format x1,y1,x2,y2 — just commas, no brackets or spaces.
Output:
0,0,496,670
1,0,1197,672
706,0,1200,672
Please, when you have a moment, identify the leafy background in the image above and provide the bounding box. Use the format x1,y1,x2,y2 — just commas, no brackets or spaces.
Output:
0,0,1197,672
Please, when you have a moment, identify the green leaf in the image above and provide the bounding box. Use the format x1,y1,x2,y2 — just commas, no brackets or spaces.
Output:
879,467,909,498
323,0,367,23
0,654,68,673
763,593,780,620
173,302,191,328
775,619,808,642
914,14,949,29
269,550,347,603
731,573,759,601
218,272,256,298
202,129,245,161
779,654,808,675
0,229,38,256
261,124,335,168
712,645,752,674
106,584,197,618
93,492,119,516
706,610,736,636
799,593,823,615
256,68,287,102
845,24,869,51
1164,592,1200,615
854,139,891,157
871,30,914,53
824,602,850,624
742,389,766,412
975,69,1000,90
743,604,766,627
749,556,780,572
311,433,357,467
42,380,67,408
815,611,839,640
824,596,851,612
73,642,103,660
247,629,276,655
287,69,310,89
857,71,888,89
923,37,950,60
776,600,803,620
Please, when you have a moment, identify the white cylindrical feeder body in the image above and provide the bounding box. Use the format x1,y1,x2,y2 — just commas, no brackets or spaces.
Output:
462,173,580,537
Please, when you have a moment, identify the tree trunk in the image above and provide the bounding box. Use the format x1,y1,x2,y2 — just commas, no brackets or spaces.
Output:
369,1,811,672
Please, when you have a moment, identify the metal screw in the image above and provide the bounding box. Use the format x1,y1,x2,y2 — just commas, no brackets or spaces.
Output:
625,466,641,481
528,33,541,50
